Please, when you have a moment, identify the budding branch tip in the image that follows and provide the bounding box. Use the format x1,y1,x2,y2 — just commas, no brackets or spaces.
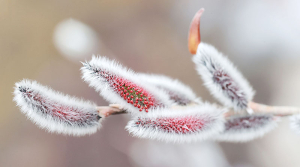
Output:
188,8,204,55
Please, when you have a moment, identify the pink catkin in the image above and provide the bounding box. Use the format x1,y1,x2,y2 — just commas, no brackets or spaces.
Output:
214,114,278,142
126,104,225,142
137,74,198,106
224,115,273,131
158,87,192,105
94,69,159,113
135,116,205,134
194,43,255,111
213,70,247,109
20,87,100,126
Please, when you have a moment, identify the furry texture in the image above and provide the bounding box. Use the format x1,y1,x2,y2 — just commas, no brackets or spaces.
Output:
290,114,300,134
193,43,255,111
81,56,173,113
214,114,278,142
126,103,225,143
138,73,200,105
13,79,102,136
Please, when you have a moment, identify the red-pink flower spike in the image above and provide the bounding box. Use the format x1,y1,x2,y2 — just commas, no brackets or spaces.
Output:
135,116,205,134
102,71,156,112
81,56,172,114
214,114,279,142
13,79,102,136
126,103,225,143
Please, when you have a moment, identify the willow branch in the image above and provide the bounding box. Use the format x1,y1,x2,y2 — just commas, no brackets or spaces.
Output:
248,102,300,116
97,102,300,118
97,104,127,117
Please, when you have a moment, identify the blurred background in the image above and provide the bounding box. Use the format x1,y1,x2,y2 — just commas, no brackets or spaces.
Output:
1,0,300,166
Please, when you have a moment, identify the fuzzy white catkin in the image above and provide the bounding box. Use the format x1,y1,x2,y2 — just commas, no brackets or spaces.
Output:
214,114,279,142
290,114,300,134
126,103,226,143
13,79,102,136
193,43,255,112
81,56,173,114
138,73,201,105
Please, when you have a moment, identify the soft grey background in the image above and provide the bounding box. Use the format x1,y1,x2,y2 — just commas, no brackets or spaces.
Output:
1,0,300,166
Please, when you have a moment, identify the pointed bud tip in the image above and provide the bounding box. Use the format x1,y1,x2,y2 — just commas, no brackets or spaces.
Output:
188,8,205,55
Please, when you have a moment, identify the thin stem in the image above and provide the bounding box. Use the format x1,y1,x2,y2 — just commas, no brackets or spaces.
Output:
97,102,300,118
248,102,300,116
97,105,126,117
110,110,127,115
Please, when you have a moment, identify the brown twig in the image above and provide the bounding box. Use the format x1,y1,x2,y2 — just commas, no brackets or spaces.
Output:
97,104,126,117
248,102,300,116
97,102,300,118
